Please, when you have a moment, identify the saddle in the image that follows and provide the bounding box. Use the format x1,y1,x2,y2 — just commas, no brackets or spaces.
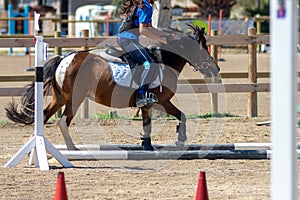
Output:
105,43,139,69
104,43,163,90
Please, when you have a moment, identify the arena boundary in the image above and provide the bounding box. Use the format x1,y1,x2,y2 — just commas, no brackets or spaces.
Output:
0,27,279,117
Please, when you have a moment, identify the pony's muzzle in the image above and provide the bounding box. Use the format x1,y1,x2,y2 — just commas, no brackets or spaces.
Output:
196,62,220,78
210,62,220,77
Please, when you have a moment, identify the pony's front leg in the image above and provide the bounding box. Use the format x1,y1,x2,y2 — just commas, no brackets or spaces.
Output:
58,115,77,150
153,101,187,147
141,107,154,151
175,121,187,148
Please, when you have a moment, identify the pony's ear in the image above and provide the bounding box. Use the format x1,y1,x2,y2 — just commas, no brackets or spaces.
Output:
186,23,195,30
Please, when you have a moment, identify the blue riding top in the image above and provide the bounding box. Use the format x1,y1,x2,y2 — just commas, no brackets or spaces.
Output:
118,0,153,40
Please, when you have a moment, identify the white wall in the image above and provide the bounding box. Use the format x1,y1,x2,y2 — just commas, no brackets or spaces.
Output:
171,0,197,7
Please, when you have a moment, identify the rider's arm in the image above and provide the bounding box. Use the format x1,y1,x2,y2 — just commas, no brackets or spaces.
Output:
137,0,153,33
139,22,152,33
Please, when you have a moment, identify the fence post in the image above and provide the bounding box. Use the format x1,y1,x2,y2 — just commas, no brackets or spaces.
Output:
255,16,262,52
81,29,89,119
209,30,219,113
248,27,257,117
55,31,62,118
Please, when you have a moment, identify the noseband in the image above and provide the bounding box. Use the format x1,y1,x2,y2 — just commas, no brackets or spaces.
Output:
193,50,215,72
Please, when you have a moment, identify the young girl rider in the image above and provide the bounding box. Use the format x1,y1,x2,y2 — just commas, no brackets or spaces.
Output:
117,0,157,108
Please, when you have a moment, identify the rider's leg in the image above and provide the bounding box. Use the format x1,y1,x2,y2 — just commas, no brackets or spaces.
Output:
123,40,157,107
136,61,158,107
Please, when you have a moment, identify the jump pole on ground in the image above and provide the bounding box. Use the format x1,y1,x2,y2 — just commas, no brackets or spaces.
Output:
54,143,300,151
57,149,300,160
3,12,73,170
59,150,275,160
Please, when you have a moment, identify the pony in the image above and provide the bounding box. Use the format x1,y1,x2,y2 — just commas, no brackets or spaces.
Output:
6,25,220,151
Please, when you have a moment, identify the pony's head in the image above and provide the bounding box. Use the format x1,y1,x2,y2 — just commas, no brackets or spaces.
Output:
167,24,220,77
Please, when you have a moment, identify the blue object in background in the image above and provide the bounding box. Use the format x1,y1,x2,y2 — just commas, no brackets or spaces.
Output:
8,4,30,54
102,21,121,36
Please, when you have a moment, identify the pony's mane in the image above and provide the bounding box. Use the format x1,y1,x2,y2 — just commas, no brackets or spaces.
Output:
164,25,208,50
187,24,208,51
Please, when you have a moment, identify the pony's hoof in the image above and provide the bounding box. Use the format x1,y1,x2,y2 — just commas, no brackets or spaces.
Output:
143,145,155,151
141,137,155,151
175,141,185,149
68,146,79,151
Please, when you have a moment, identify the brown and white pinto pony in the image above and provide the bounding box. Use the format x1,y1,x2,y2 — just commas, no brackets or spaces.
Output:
6,25,220,150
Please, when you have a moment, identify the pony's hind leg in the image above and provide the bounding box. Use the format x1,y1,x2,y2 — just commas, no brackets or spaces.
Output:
43,87,77,150
58,114,77,150
141,107,154,150
43,90,64,123
58,88,90,150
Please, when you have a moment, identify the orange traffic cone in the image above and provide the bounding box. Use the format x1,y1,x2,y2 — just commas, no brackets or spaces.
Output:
195,171,209,200
54,172,68,200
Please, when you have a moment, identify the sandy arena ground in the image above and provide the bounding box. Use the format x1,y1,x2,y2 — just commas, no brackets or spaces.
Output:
0,52,300,199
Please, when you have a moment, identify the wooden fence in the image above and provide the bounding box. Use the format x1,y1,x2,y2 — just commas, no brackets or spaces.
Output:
0,33,271,47
0,27,287,117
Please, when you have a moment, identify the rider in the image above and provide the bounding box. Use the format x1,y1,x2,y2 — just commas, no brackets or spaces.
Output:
117,0,157,108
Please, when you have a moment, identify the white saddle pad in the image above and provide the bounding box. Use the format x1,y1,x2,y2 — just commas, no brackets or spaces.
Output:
109,62,163,89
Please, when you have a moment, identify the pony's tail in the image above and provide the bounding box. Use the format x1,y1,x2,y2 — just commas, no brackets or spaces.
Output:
5,55,62,125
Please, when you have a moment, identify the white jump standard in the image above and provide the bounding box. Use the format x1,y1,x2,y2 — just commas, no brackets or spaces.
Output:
4,12,73,170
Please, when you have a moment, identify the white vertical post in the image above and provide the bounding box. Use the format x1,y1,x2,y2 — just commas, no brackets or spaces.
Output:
271,0,298,199
35,36,45,138
152,0,171,29
34,36,49,170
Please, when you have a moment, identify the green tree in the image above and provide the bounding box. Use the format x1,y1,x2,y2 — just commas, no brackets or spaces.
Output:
192,0,272,19
239,0,269,16
234,0,269,33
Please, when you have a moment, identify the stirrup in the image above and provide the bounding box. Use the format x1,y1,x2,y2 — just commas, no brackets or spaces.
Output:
136,91,158,108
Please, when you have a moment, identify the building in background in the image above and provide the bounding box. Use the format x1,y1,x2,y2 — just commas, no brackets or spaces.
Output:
0,0,210,36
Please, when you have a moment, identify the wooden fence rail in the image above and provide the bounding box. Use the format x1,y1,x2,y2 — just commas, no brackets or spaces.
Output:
0,34,272,48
